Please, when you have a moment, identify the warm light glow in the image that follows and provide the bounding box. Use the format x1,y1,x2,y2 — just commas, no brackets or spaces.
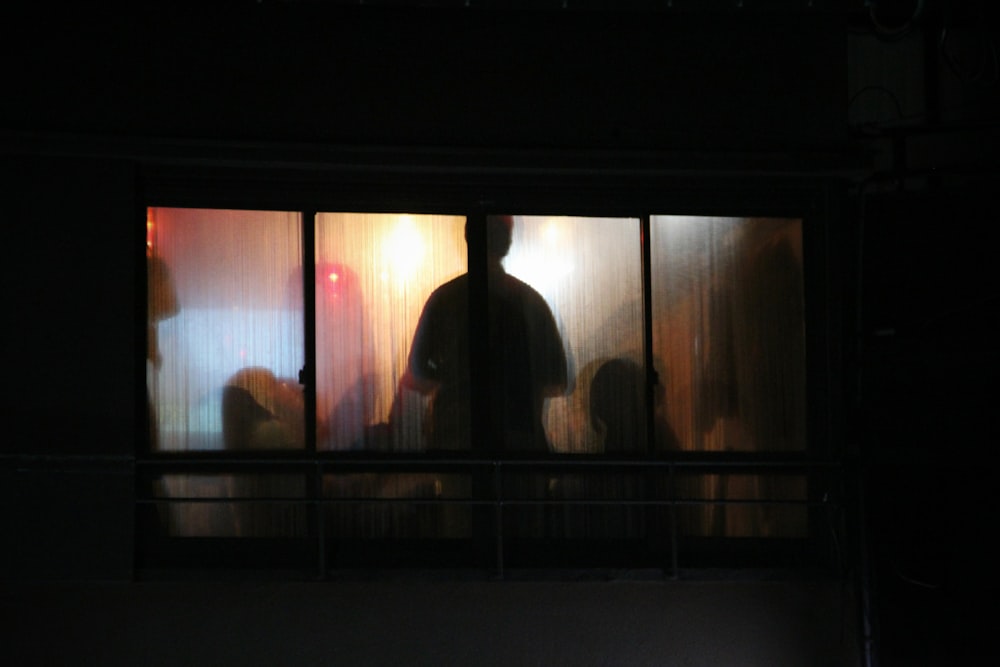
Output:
505,217,574,296
542,220,561,244
381,214,425,286
327,271,339,284
146,210,155,256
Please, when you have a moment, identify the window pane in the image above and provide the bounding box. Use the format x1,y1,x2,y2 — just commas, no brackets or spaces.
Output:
673,472,808,539
468,216,647,550
148,208,304,451
324,472,472,539
505,470,649,541
503,216,644,453
650,216,806,452
152,473,308,538
315,213,466,450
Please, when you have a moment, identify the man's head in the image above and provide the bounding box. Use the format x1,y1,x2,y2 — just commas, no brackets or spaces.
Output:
466,215,514,260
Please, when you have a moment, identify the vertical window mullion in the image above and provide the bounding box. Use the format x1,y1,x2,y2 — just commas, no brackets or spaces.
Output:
640,213,664,570
464,212,498,570
466,212,491,455
301,209,318,454
300,209,323,577
640,214,656,455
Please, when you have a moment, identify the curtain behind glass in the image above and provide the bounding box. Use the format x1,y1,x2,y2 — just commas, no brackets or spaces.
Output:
316,213,467,541
149,207,304,452
651,216,806,452
147,207,304,537
500,216,647,543
505,216,644,454
314,213,466,451
651,216,807,538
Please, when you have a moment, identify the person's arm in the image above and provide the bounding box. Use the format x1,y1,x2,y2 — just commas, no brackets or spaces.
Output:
403,296,441,395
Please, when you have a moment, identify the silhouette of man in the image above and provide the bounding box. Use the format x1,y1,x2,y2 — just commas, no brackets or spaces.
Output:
406,215,567,452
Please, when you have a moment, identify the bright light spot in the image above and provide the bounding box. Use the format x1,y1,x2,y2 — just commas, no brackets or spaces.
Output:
542,221,561,244
505,218,573,296
382,215,425,286
507,253,573,295
327,271,339,284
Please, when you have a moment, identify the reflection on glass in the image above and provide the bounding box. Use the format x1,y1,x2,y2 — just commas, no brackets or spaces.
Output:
148,208,304,451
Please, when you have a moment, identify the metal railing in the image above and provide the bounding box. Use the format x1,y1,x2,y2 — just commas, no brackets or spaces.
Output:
133,451,847,580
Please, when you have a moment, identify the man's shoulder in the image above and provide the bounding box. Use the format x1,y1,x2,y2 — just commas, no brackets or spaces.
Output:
504,274,549,306
424,273,468,308
434,273,468,293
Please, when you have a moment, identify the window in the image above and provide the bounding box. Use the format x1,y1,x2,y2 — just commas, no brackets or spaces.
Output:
140,203,836,576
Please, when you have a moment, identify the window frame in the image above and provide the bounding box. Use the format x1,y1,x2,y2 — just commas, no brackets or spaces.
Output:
137,161,846,580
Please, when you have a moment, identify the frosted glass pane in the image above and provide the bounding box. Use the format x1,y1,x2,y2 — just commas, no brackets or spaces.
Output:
154,473,307,537
148,208,304,451
315,213,466,450
506,216,644,454
674,473,808,538
323,473,472,539
651,216,806,538
650,216,806,453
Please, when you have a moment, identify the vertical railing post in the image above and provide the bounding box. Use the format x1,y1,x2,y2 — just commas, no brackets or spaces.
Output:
669,461,679,580
495,460,504,579
316,460,326,580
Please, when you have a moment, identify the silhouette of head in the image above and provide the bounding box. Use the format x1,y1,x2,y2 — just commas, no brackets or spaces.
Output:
590,358,645,453
466,215,514,260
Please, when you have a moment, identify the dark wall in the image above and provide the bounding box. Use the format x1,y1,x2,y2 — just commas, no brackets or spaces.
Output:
856,189,1000,665
841,3,1000,663
3,155,137,580
5,157,138,455
4,5,845,152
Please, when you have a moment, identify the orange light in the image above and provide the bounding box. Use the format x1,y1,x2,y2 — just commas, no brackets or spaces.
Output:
146,221,154,254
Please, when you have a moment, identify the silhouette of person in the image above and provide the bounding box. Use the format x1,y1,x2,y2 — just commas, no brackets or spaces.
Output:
589,358,647,454
406,215,568,452
222,367,305,450
589,358,681,453
147,254,178,450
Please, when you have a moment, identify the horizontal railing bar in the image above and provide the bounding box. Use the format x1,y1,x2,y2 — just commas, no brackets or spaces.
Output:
136,496,836,507
136,458,842,470
3,454,135,474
